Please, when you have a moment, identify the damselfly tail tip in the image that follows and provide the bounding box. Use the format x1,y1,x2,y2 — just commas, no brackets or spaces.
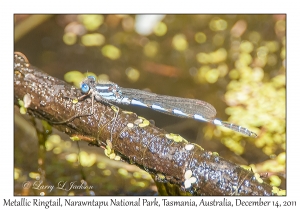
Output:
250,132,258,138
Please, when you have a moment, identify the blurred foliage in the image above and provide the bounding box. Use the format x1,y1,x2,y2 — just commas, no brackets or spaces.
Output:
14,14,286,195
14,113,155,195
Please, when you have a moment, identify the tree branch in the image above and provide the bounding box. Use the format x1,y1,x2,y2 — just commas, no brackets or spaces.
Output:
14,52,278,196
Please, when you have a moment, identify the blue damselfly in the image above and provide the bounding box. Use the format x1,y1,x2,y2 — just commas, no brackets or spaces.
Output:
80,76,257,138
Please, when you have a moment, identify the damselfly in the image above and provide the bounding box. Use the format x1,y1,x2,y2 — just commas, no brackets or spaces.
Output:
80,76,258,138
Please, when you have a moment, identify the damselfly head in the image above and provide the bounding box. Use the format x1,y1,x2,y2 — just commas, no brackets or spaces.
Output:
80,76,97,93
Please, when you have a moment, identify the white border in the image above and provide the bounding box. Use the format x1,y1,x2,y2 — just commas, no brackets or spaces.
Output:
2,1,296,209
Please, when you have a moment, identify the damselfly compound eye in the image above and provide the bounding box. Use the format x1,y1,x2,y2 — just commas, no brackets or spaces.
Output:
87,75,96,82
81,83,90,93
